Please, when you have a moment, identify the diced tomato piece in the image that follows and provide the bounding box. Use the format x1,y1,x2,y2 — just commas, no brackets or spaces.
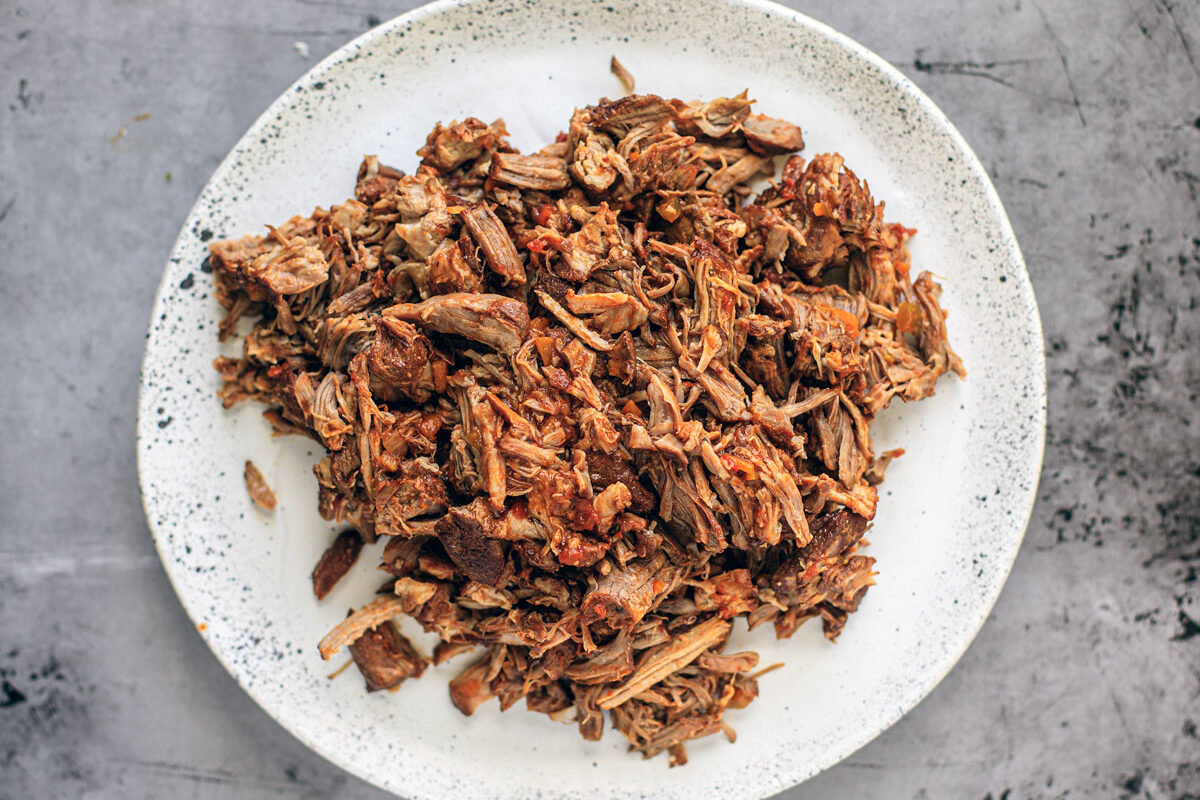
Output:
571,500,599,531
828,306,860,335
896,301,923,333
720,454,758,480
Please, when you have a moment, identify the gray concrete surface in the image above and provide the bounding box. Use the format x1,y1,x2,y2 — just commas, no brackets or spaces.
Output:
1,0,1198,797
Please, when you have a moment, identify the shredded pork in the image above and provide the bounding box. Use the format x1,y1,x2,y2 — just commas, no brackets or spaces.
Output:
244,460,277,510
209,83,963,764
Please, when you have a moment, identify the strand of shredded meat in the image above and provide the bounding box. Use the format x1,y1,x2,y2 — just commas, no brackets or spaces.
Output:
208,86,964,764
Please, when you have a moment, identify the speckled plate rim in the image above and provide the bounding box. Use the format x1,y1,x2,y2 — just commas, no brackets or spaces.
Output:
137,0,1046,797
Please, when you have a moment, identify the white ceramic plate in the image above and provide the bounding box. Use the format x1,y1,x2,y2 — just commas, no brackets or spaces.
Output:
137,0,1045,797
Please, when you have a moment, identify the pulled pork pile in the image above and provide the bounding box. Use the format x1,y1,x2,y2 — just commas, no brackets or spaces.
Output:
210,89,964,765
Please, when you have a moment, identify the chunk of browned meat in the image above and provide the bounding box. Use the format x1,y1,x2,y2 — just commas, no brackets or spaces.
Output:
553,203,621,283
768,508,870,597
676,92,752,138
741,114,805,155
436,504,509,587
589,94,676,136
593,481,632,534
368,318,433,393
489,153,571,191
418,118,502,172
348,619,429,691
461,203,526,286
312,529,363,600
375,460,450,536
355,155,405,204
249,230,329,296
582,551,675,627
607,330,636,384
383,293,529,355
807,508,869,559
700,569,759,618
427,239,484,295
587,450,657,516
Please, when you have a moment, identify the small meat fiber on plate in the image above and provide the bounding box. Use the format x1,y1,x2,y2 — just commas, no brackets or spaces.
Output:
348,619,429,692
244,460,276,510
208,86,963,763
312,529,364,600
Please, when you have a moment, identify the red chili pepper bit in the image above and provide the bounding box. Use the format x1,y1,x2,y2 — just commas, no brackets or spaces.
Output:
571,500,598,531
510,499,529,519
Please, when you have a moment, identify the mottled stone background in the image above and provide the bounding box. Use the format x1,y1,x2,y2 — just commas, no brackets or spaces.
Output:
1,0,1197,797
